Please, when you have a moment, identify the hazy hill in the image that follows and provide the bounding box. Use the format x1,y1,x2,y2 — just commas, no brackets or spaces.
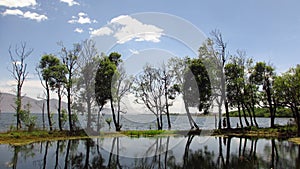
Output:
0,93,67,113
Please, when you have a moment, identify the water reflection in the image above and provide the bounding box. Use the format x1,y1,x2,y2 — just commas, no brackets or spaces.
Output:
1,136,299,169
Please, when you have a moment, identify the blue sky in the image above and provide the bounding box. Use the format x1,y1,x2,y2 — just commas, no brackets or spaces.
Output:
0,0,300,99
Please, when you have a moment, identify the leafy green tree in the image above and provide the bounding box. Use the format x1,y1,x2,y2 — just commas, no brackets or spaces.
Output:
60,43,81,131
274,64,300,136
51,60,68,131
251,62,277,128
9,42,33,129
39,54,63,131
182,58,211,129
225,57,245,128
95,52,124,131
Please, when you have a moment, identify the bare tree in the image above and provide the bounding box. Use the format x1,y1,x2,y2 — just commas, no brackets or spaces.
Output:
199,30,230,129
77,39,99,131
134,65,166,130
9,42,33,129
111,64,133,131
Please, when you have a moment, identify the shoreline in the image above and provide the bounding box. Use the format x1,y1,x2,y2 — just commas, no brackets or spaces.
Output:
0,126,299,146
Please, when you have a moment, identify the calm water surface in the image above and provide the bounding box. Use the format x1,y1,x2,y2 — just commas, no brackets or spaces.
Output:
0,136,299,169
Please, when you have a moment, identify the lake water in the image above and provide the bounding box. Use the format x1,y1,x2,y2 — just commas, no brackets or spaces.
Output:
0,136,299,169
0,112,293,132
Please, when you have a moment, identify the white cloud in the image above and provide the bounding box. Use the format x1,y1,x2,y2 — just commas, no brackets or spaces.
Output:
2,9,23,16
1,9,47,22
129,49,139,55
23,11,47,22
74,28,83,33
60,0,79,6
68,12,97,24
0,0,37,8
90,27,113,36
90,15,164,44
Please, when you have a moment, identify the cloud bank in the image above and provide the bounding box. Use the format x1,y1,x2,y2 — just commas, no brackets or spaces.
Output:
90,15,164,44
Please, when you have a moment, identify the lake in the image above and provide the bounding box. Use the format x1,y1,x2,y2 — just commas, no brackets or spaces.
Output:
0,112,293,132
0,136,299,169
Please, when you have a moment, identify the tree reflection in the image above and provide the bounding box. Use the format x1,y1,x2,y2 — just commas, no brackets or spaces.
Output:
3,136,300,169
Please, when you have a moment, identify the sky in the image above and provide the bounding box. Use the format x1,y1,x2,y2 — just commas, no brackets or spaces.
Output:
0,0,300,100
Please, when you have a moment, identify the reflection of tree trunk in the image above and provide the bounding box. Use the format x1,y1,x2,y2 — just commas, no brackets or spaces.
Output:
218,137,225,168
238,138,242,157
270,139,279,169
55,141,60,169
12,146,19,169
84,139,91,169
242,138,247,156
183,135,194,168
225,137,231,169
43,141,49,169
64,140,71,169
108,137,122,169
296,145,300,169
164,136,170,169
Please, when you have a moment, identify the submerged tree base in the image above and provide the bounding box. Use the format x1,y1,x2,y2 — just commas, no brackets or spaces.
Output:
0,125,299,146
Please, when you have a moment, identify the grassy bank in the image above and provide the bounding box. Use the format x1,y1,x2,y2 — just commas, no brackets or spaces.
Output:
0,126,299,146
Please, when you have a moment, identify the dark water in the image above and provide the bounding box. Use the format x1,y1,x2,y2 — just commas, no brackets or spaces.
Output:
0,113,292,132
0,136,299,169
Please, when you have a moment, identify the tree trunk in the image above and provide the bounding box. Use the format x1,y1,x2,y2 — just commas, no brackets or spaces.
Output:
97,105,104,132
164,83,171,129
110,98,120,131
225,100,231,129
57,87,62,131
87,99,92,132
67,87,73,131
184,100,199,129
241,103,250,127
46,83,53,131
237,102,243,128
16,84,22,130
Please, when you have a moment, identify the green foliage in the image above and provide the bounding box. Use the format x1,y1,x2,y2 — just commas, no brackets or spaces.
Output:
95,56,116,107
61,109,68,127
183,58,211,112
228,107,293,117
19,103,37,132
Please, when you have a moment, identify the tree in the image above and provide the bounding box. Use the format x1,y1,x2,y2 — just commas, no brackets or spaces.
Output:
60,43,81,131
225,57,245,128
134,65,166,130
95,53,124,131
182,58,211,129
251,62,277,128
95,56,114,131
77,39,100,131
111,64,132,131
199,30,230,129
39,54,67,131
9,42,32,129
274,64,300,136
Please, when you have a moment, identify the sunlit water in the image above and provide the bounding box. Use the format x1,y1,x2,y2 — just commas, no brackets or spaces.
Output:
0,136,299,169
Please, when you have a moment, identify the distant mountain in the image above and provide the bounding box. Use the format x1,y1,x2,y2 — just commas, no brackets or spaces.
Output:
0,93,67,113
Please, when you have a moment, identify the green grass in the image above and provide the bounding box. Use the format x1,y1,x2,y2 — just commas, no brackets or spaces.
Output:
121,130,176,137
